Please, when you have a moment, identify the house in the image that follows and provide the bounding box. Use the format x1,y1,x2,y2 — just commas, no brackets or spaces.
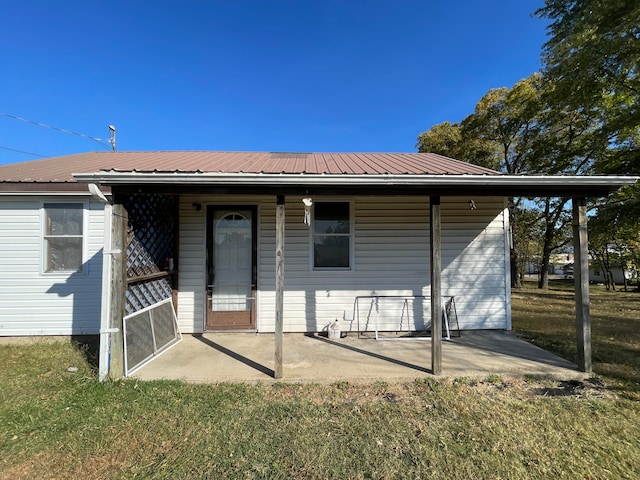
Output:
0,151,636,378
589,266,632,285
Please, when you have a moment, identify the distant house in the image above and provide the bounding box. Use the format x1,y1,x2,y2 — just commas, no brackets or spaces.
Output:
589,266,630,285
0,151,635,377
561,260,633,285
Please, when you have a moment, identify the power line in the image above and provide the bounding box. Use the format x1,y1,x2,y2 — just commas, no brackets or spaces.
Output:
0,145,47,158
0,112,112,150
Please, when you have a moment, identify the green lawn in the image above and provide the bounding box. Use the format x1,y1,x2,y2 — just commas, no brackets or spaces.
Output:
1,286,639,479
512,279,640,400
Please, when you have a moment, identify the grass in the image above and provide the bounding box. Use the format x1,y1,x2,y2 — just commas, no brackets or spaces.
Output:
1,286,639,479
512,278,640,400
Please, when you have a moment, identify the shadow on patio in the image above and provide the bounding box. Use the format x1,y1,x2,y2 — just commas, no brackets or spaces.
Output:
132,330,585,384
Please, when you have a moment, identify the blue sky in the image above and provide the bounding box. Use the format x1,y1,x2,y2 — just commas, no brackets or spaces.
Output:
0,1,548,165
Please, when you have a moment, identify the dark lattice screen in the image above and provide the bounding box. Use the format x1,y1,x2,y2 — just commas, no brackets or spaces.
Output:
123,194,177,315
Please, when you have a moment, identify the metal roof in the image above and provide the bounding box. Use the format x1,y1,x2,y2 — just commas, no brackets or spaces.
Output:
0,151,636,197
0,151,498,183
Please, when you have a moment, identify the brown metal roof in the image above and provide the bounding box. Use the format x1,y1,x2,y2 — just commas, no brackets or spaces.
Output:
0,151,499,185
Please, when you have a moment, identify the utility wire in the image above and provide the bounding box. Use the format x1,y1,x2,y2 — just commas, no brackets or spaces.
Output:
0,111,112,150
0,145,47,158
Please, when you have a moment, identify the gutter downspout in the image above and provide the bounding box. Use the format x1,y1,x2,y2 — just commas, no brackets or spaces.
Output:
88,183,113,382
98,203,114,381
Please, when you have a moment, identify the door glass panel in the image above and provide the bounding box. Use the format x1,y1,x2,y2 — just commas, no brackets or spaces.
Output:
212,211,252,311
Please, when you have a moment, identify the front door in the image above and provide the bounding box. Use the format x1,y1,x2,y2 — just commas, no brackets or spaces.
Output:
206,206,257,330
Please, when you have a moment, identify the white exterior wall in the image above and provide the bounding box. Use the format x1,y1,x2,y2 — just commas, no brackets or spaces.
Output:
0,195,105,336
177,195,510,334
589,266,630,285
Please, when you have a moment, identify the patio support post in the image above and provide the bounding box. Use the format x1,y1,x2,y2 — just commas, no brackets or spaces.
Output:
107,201,127,380
430,195,442,375
275,195,285,379
572,197,592,373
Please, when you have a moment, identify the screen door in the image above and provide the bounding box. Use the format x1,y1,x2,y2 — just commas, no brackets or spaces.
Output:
206,206,257,330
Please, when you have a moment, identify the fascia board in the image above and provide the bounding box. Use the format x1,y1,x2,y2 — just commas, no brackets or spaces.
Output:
72,172,639,189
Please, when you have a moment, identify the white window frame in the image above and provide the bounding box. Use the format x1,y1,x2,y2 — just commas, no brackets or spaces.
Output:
41,201,88,275
309,199,355,271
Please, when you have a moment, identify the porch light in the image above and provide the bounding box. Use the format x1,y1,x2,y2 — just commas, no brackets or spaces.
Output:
469,199,477,210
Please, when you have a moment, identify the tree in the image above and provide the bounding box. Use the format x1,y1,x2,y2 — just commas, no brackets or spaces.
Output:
417,74,601,288
417,76,546,287
537,0,640,179
589,191,640,291
461,74,545,174
537,1,640,291
511,206,545,281
416,122,464,159
537,0,640,154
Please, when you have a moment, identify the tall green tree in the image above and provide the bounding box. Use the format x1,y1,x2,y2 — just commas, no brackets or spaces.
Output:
415,122,464,160
462,74,545,174
537,0,639,145
537,0,640,289
417,74,601,288
417,75,546,287
589,190,640,290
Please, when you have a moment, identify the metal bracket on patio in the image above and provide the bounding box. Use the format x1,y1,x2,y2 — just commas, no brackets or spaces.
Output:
353,295,460,340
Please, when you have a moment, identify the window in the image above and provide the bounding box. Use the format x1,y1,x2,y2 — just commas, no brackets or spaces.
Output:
43,203,84,273
313,201,351,269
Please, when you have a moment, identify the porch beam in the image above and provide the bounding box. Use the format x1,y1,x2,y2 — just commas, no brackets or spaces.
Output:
111,183,622,198
430,195,442,375
275,195,285,379
572,197,592,373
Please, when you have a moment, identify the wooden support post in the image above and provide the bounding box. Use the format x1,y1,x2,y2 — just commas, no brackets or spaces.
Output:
572,197,592,373
275,195,285,379
430,196,442,375
108,202,127,379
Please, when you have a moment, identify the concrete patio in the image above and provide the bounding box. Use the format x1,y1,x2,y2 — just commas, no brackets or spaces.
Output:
132,330,585,384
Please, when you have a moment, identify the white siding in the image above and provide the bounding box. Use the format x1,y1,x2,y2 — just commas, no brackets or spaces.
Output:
0,196,105,335
177,195,509,334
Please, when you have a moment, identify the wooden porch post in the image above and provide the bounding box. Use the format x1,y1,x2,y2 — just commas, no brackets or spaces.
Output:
430,196,442,375
275,195,285,379
108,201,127,379
572,197,592,373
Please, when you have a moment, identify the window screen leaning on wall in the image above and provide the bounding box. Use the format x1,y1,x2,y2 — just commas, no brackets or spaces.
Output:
43,203,83,273
313,201,351,268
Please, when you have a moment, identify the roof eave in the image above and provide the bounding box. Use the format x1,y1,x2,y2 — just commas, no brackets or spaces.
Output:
72,171,638,196
0,182,97,193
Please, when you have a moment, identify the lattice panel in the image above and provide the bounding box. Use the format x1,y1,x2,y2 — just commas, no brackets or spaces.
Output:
122,194,177,314
125,278,173,315
124,194,177,279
